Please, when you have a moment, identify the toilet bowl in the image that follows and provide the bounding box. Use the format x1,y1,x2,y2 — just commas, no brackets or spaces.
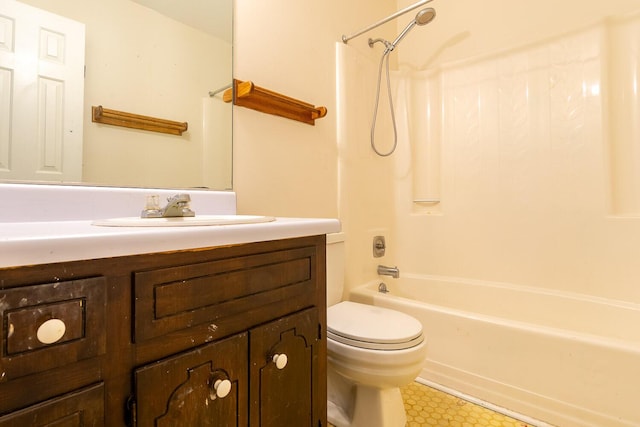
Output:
326,233,427,427
326,301,427,427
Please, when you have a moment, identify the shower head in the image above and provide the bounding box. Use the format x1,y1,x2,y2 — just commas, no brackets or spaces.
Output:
387,7,436,53
415,7,436,26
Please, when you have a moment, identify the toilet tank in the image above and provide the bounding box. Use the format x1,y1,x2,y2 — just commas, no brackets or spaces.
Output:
326,232,345,306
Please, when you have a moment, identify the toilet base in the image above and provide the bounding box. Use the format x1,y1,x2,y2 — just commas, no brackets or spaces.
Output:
353,385,407,427
328,383,407,427
327,400,351,427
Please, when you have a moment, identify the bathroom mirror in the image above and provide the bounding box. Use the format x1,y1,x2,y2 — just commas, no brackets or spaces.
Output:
1,0,233,190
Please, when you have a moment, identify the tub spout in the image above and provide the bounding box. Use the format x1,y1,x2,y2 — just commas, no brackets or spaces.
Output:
377,265,399,279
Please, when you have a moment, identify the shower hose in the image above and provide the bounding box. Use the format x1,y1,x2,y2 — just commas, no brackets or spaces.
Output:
370,46,398,157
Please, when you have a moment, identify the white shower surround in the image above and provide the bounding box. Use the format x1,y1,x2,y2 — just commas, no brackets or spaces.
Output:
337,10,640,427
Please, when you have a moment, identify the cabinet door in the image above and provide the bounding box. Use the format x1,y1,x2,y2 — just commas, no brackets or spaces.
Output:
134,333,248,427
249,308,320,427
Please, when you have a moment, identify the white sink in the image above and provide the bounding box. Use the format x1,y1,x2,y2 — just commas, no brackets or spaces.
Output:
92,214,276,227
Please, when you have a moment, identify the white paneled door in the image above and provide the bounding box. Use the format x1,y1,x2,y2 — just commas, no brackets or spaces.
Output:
0,0,84,182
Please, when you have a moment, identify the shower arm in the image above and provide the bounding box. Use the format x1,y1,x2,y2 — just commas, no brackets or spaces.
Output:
341,0,433,44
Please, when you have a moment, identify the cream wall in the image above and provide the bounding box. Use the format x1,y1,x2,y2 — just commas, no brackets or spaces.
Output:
233,0,396,221
247,0,640,300
233,0,640,314
234,0,402,298
234,2,640,423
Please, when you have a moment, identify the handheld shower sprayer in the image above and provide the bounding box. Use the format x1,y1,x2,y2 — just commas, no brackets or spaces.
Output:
368,7,436,156
387,8,436,53
367,8,436,53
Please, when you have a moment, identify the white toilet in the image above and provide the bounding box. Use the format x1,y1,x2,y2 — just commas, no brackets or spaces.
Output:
326,233,427,427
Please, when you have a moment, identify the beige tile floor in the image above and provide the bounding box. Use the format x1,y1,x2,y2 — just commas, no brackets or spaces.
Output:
329,381,533,427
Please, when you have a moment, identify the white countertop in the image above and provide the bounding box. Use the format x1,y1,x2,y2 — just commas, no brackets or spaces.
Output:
0,217,341,268
0,183,341,268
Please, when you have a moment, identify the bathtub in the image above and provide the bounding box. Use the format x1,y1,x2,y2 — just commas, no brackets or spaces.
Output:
348,274,640,427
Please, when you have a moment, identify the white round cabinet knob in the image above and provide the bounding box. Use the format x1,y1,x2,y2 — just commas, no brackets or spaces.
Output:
272,353,288,370
36,318,66,344
213,379,232,399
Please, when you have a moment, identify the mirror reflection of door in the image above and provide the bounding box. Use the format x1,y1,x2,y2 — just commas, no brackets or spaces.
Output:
0,0,84,182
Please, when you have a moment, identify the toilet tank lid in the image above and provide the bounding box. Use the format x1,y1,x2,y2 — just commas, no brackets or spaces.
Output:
327,301,423,345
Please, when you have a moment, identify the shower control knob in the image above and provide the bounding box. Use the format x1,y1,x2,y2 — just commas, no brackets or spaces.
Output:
373,236,386,257
272,353,288,370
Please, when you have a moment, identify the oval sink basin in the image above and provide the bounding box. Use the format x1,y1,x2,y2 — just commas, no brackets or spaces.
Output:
92,214,276,227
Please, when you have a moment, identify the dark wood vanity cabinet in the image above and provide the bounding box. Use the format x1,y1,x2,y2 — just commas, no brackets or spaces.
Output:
0,235,327,427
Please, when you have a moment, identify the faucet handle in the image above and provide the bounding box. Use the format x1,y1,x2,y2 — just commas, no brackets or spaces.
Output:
167,193,191,203
141,193,195,218
145,195,161,210
163,193,195,217
141,194,162,218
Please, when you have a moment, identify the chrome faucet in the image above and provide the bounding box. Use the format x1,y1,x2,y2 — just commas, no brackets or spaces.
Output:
378,282,390,293
377,265,399,279
141,193,196,218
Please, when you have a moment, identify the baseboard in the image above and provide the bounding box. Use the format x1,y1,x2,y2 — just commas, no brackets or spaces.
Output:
419,362,636,427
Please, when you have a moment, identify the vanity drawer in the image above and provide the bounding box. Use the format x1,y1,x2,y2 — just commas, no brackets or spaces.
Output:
0,277,107,380
134,246,318,342
0,382,104,426
6,299,84,355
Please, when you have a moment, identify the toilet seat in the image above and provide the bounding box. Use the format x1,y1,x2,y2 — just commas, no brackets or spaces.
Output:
327,301,424,350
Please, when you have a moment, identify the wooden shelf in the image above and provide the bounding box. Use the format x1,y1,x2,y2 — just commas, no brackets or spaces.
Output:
223,79,327,125
91,106,188,135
